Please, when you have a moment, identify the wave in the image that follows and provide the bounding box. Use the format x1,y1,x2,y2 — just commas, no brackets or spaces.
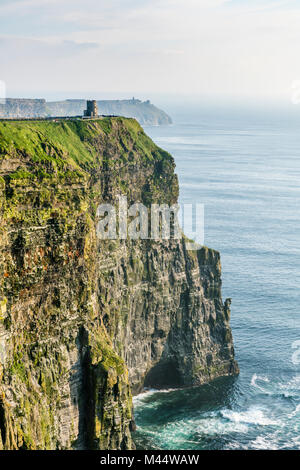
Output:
251,373,300,400
248,434,281,450
288,404,300,418
250,373,274,395
133,387,179,406
277,375,300,399
221,406,279,427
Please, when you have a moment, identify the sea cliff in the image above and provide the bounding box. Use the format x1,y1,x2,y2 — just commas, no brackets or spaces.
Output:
0,118,238,450
0,99,172,126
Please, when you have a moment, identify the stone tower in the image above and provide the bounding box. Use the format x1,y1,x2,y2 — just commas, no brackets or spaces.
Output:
84,100,98,117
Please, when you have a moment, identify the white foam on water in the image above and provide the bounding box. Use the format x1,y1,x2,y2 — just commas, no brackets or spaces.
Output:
195,415,248,436
133,387,179,406
251,373,270,386
288,404,300,418
225,441,248,450
290,435,300,449
140,414,249,450
250,373,272,394
221,406,279,427
249,434,280,450
278,375,300,398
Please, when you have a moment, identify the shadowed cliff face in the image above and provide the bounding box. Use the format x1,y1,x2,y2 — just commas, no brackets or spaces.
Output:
101,239,238,395
0,117,238,450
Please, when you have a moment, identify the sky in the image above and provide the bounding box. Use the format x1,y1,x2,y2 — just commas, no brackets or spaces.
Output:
1,0,300,103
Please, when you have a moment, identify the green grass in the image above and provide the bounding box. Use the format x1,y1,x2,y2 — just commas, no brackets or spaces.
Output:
0,117,173,172
0,116,177,212
0,120,94,169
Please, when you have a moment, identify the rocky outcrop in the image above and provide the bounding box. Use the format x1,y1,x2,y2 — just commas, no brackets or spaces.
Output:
0,98,172,126
0,117,238,450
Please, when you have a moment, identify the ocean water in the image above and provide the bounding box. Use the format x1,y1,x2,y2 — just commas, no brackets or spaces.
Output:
133,105,300,450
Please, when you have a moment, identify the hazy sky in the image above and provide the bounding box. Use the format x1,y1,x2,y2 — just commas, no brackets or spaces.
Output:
1,0,300,101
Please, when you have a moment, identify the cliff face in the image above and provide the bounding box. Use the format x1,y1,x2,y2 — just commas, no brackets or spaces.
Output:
0,99,172,126
0,118,238,450
0,99,47,118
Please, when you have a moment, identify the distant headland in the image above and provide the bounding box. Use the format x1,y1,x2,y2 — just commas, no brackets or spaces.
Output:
0,97,172,126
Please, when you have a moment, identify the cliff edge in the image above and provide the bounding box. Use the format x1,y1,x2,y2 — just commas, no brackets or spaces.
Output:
0,118,238,450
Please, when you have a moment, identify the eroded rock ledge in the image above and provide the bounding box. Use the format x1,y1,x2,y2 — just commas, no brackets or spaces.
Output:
0,118,238,450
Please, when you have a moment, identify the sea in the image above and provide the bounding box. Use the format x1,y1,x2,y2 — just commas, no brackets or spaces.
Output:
133,103,300,450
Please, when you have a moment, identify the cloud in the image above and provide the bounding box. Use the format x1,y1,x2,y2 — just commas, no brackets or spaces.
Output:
163,49,185,55
1,0,300,98
0,0,66,14
0,36,98,56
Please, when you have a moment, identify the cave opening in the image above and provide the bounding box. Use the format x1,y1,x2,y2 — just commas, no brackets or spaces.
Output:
144,359,183,389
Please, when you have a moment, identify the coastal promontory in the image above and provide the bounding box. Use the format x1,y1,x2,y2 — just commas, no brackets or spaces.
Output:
0,117,238,449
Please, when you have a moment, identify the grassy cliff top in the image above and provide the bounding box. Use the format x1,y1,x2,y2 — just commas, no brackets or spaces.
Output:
0,117,174,179
0,117,178,209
